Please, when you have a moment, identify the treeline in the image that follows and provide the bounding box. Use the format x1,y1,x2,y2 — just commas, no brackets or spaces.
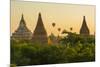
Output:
11,35,95,66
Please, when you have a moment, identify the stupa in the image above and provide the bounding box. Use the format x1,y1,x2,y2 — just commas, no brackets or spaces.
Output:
32,12,48,43
80,16,90,35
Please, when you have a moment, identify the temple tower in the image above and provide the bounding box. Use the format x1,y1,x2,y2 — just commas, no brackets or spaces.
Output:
32,12,48,43
11,14,32,40
80,16,90,35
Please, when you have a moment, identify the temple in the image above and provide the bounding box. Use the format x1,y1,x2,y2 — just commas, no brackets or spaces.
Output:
80,16,90,35
11,14,32,40
32,13,48,43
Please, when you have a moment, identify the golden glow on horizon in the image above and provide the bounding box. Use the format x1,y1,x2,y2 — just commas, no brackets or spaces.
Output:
11,1,95,36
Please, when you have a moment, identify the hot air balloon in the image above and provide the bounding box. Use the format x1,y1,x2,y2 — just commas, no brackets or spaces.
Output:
70,27,73,31
52,23,56,27
58,28,61,32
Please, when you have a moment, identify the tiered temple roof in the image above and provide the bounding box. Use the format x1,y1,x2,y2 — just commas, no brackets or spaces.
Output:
12,14,32,40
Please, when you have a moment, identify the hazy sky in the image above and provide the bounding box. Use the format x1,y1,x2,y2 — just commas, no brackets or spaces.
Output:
11,1,95,36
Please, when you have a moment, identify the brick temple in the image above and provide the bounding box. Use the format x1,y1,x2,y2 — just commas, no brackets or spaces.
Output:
31,13,48,43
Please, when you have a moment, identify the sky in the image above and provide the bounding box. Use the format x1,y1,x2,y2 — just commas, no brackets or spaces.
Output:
11,0,95,36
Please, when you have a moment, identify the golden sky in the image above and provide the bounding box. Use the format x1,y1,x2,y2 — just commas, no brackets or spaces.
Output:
11,1,95,36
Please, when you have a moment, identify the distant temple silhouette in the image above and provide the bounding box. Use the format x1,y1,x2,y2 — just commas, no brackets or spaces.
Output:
11,13,91,42
11,14,32,40
31,13,48,43
80,16,90,35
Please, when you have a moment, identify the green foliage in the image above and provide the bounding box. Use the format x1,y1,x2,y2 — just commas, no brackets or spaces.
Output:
60,32,95,46
11,38,95,66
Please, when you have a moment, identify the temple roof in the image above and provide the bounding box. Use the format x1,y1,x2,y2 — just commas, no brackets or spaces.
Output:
12,14,32,40
19,14,26,25
80,16,90,35
33,12,47,35
32,12,48,43
16,14,31,32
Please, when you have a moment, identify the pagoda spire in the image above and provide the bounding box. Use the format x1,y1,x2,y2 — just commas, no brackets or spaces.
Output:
80,16,90,35
35,12,45,29
11,14,32,40
22,13,24,19
20,14,26,25
32,12,48,43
